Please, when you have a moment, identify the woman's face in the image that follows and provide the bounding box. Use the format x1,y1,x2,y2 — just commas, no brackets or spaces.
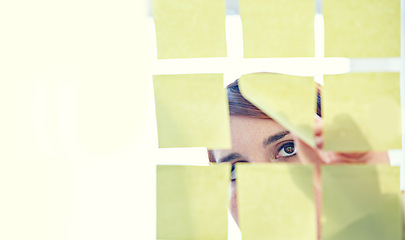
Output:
210,115,390,225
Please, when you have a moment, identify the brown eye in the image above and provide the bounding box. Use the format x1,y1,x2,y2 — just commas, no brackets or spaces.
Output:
276,142,297,158
284,145,294,154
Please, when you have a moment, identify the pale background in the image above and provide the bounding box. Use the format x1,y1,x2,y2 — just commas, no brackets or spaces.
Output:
0,0,403,240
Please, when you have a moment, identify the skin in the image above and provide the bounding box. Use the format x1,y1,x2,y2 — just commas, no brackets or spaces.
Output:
210,115,390,239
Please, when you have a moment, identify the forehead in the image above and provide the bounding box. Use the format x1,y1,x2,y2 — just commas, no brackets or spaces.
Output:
212,115,288,161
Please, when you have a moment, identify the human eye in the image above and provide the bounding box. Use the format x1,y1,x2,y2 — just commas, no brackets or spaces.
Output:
274,141,297,161
230,161,249,181
231,164,236,181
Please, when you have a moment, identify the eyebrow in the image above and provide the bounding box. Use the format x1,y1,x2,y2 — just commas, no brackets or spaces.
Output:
262,131,290,147
218,153,243,163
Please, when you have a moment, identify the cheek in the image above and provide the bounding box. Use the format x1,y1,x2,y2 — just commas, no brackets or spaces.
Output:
229,181,238,224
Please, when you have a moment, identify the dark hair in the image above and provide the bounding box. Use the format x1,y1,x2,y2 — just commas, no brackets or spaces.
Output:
226,80,271,119
208,79,321,162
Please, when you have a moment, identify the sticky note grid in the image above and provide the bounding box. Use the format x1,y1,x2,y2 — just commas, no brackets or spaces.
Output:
157,164,402,240
322,165,401,240
153,0,403,239
157,165,230,240
239,73,317,147
153,0,227,59
239,0,315,57
152,0,402,150
237,164,316,240
153,74,231,149
323,73,401,151
323,0,400,57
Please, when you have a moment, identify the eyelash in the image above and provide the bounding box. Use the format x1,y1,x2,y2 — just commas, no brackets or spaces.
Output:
230,160,248,181
229,142,296,181
231,164,236,181
274,141,297,161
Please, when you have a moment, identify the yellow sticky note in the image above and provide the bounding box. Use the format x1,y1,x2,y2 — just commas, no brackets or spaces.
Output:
239,0,314,57
239,73,317,147
153,74,231,148
323,73,401,151
157,165,230,240
237,164,316,240
324,0,400,57
152,0,227,59
322,165,402,240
